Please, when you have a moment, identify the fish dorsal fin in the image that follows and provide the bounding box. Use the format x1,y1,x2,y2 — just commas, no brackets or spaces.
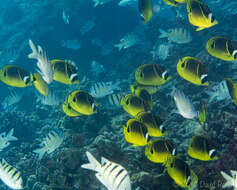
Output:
101,157,109,165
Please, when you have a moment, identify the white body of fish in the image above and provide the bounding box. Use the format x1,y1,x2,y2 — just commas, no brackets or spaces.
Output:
81,151,131,190
90,81,121,98
159,28,192,44
62,10,70,24
28,40,53,84
0,129,18,152
114,34,137,51
206,80,231,103
0,159,23,189
118,0,137,6
172,88,197,119
93,0,113,7
33,130,64,160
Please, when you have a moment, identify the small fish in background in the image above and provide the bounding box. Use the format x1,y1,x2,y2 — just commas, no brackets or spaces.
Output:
206,80,231,103
114,33,138,51
61,40,81,50
0,47,19,64
152,4,160,14
90,81,121,98
1,88,23,110
107,93,123,107
221,170,237,189
206,78,237,105
138,0,153,24
159,28,192,44
36,91,60,106
62,9,70,24
171,87,197,119
91,60,105,78
118,0,137,7
0,128,18,152
150,42,172,61
33,129,64,160
0,159,23,189
81,151,132,190
28,40,53,84
92,0,113,7
80,20,95,35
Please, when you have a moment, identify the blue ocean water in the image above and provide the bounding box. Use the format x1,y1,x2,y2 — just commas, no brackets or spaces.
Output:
0,0,237,190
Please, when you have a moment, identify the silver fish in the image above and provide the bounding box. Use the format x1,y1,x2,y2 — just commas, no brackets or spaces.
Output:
33,129,64,160
0,129,18,152
172,87,197,119
108,93,122,107
0,159,23,189
90,81,121,98
28,39,53,84
81,151,131,190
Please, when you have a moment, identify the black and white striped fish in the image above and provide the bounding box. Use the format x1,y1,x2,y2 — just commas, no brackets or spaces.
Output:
0,159,23,189
81,151,131,190
108,93,122,107
90,81,121,98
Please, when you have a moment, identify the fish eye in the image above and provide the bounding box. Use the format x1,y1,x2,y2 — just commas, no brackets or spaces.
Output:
127,126,130,133
140,72,144,78
73,97,76,102
187,176,192,186
190,143,193,148
150,147,153,154
209,149,217,158
211,42,215,49
162,71,168,80
3,71,6,77
71,75,78,83
126,99,129,105
201,74,208,84
211,16,215,23
181,62,185,68
160,125,165,133
170,163,174,168
233,50,237,59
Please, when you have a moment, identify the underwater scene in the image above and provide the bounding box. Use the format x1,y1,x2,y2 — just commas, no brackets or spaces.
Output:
0,0,237,189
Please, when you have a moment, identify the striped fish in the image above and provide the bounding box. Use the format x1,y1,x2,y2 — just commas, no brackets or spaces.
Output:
108,94,122,107
90,81,121,98
33,129,64,160
81,151,131,190
0,159,23,189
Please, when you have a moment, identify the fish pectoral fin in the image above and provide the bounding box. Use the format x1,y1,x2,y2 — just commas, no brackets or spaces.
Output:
96,173,108,187
196,27,205,31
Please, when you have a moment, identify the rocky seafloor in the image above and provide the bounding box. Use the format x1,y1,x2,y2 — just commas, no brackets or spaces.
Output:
1,72,237,190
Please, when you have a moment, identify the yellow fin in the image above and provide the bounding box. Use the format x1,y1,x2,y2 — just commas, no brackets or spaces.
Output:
196,27,205,31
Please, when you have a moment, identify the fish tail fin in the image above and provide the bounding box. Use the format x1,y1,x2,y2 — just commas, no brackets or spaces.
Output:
6,128,18,141
221,171,234,188
28,39,38,59
114,44,123,51
81,151,101,172
33,148,46,160
159,29,167,38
